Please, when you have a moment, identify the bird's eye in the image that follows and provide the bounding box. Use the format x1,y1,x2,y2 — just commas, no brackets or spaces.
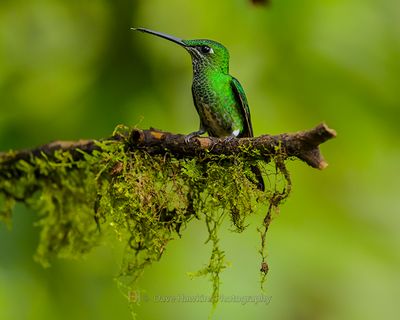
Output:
200,46,213,54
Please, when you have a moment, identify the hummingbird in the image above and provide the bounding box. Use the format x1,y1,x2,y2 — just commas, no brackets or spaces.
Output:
132,27,264,190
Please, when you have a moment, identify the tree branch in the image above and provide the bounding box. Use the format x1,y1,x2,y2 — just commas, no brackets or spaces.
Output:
0,123,336,170
130,122,336,169
0,122,336,302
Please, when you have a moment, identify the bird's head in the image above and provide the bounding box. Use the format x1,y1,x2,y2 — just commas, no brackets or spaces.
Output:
133,28,230,74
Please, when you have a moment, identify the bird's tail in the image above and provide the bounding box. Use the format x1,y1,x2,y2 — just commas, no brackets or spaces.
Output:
250,164,265,191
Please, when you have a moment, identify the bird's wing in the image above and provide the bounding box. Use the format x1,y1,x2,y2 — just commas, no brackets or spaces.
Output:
231,77,253,137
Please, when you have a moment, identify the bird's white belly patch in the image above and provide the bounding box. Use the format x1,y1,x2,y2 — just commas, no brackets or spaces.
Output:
232,129,240,137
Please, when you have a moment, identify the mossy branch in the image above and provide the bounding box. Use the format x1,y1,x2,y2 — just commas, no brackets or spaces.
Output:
0,123,336,314
0,123,335,171
129,122,335,169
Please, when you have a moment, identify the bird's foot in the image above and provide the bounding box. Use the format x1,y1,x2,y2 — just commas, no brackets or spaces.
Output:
223,129,240,143
223,134,237,143
184,129,206,144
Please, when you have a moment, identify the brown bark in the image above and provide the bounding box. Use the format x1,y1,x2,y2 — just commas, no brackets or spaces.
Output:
128,122,336,169
0,123,336,170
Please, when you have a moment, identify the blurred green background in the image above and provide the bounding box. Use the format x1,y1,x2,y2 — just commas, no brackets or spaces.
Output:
1,0,399,319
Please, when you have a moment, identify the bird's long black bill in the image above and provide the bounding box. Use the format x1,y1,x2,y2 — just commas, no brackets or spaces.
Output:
132,27,186,46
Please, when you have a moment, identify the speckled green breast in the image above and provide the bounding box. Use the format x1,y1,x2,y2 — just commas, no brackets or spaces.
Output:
192,71,244,138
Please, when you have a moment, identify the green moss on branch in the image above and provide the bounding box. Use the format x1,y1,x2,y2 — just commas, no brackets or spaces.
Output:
0,123,335,312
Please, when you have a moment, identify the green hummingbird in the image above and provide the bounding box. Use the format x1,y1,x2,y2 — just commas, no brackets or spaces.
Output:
133,27,264,190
